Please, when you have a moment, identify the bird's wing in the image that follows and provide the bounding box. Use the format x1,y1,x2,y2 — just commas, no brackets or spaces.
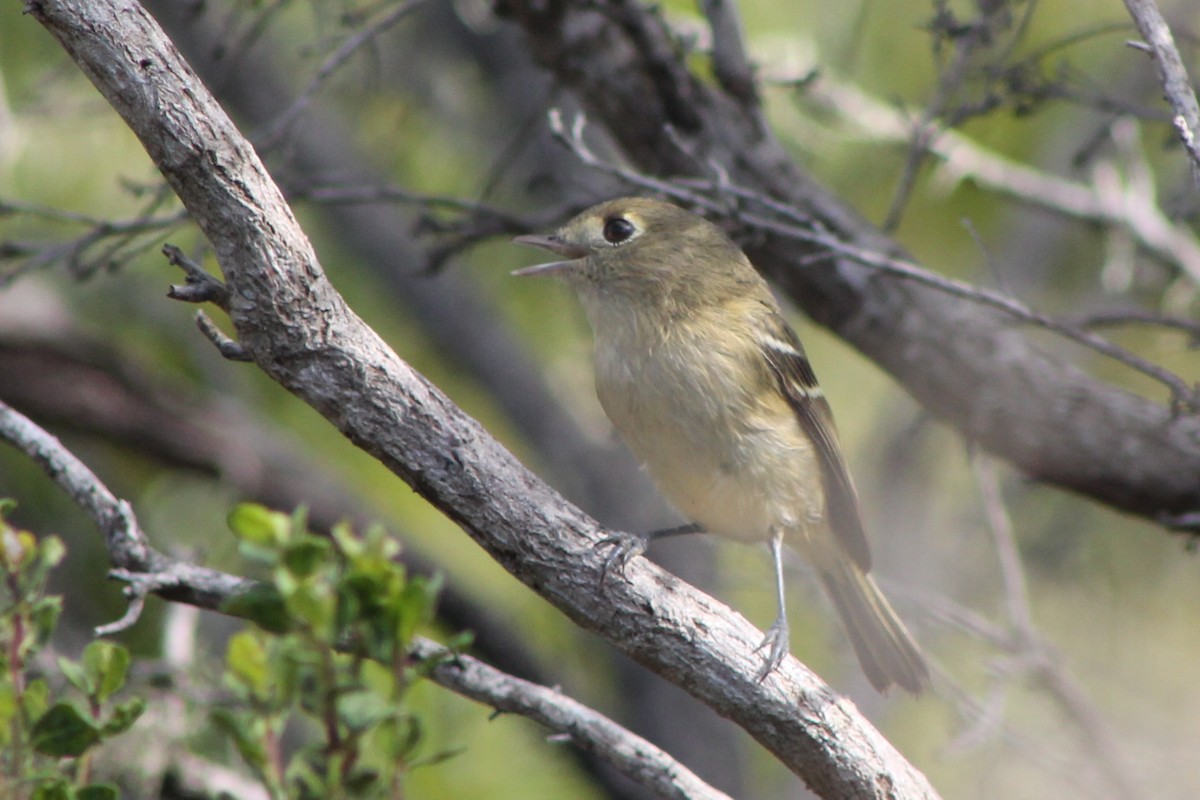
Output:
760,317,871,570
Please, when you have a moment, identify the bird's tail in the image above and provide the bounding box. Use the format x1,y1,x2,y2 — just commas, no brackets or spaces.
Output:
818,555,929,694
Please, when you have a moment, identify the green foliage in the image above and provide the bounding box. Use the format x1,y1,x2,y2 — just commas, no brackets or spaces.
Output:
217,503,459,799
0,503,143,800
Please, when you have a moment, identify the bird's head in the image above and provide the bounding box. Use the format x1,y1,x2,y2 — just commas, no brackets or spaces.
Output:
512,197,755,312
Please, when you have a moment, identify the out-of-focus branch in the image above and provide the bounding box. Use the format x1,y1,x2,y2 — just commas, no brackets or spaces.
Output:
797,75,1200,283
699,0,757,108
0,193,187,284
1122,0,1200,184
23,2,938,797
0,398,734,800
256,0,428,149
970,456,1141,800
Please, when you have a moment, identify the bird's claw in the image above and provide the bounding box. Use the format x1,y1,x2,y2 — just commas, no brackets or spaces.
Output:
753,621,790,682
596,532,647,584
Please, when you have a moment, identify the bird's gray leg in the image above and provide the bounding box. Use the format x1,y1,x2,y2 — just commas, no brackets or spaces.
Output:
754,528,790,681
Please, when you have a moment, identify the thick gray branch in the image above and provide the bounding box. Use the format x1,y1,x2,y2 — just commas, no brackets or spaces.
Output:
499,0,1200,530
23,1,937,797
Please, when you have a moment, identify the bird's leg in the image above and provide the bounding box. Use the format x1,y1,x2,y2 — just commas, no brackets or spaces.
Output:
596,523,705,583
754,529,790,681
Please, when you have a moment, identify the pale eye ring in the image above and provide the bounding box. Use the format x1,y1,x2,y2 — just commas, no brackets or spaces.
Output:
602,217,636,244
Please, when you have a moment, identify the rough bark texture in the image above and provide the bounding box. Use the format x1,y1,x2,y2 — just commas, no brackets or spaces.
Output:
24,1,939,797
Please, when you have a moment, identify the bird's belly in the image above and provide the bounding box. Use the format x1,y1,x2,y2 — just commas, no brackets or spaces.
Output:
596,345,822,543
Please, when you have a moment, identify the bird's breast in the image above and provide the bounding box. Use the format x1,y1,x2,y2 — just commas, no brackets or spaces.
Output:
591,313,823,543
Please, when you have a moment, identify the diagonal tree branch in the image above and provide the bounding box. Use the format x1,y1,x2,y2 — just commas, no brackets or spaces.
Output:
21,1,938,797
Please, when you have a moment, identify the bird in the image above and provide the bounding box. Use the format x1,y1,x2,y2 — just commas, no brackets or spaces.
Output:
512,196,928,694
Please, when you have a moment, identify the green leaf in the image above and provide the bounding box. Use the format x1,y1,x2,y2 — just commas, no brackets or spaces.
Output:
396,574,441,647
102,697,146,737
37,535,67,571
281,537,331,579
0,497,16,517
57,657,93,697
329,520,362,558
21,677,50,723
30,779,73,800
31,702,102,757
223,584,291,634
76,784,119,800
227,503,289,547
283,583,334,633
344,767,381,796
337,689,395,733
225,631,270,696
82,641,130,702
210,708,268,771
30,597,63,651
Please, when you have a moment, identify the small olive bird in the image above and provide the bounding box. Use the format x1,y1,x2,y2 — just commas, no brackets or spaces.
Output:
513,197,928,694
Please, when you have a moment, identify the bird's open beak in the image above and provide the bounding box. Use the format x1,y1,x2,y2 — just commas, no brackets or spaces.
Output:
511,234,587,277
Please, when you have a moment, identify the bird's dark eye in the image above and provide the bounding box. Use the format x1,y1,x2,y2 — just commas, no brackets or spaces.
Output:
602,216,636,244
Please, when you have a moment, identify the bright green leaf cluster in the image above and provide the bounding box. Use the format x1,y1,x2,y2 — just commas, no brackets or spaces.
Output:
217,503,462,799
0,502,139,800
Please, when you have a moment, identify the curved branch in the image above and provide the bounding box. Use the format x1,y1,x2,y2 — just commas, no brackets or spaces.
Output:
23,1,938,798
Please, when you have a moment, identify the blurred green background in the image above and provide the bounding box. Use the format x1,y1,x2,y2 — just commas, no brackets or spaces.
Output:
1,0,1198,797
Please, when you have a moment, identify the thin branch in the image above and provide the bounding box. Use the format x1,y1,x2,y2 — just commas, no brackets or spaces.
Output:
0,397,734,800
0,398,250,612
194,310,251,361
1068,308,1200,342
970,454,1143,800
411,639,734,800
0,196,187,286
257,0,428,150
783,75,1200,282
163,243,230,309
1122,0,1200,184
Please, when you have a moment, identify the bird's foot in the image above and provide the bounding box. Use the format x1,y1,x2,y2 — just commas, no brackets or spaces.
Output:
753,619,790,682
596,531,647,584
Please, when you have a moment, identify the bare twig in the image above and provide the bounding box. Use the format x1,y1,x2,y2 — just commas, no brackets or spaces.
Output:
194,311,251,361
1069,308,1200,343
163,243,230,309
789,76,1200,283
257,0,428,150
1122,0,1200,184
0,398,251,615
971,454,1143,800
0,195,187,286
411,639,735,800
